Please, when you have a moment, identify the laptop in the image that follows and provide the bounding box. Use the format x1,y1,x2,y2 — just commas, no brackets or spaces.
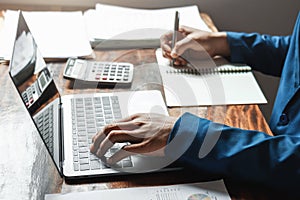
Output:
9,11,176,182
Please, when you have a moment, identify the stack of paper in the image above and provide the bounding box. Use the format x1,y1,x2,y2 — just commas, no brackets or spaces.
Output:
85,4,211,49
0,4,210,60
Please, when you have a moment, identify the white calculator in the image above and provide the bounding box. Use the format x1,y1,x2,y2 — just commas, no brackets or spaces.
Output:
63,58,134,86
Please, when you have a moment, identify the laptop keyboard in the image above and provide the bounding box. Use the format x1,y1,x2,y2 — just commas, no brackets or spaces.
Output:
34,104,54,156
71,96,133,171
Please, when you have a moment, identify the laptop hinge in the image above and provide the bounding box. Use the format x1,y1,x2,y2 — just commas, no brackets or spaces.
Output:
58,99,64,175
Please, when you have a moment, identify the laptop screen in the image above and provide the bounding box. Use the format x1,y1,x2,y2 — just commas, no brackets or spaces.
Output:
8,11,62,175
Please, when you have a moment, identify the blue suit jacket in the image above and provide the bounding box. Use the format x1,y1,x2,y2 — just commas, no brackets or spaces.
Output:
166,13,300,193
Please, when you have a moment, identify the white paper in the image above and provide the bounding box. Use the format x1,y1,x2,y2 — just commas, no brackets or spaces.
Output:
45,180,231,200
0,10,93,60
0,10,19,60
85,4,211,42
0,5,210,59
156,48,267,107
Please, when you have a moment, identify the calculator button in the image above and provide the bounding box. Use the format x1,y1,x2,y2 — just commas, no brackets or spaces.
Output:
95,74,101,77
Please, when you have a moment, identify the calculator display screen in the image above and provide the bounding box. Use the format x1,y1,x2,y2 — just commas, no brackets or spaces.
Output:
37,71,51,92
39,73,46,88
73,62,84,76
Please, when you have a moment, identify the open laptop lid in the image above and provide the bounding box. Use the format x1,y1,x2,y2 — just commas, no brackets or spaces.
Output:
8,11,63,176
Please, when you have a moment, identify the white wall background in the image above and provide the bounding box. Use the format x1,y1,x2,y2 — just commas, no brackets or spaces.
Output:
1,0,299,121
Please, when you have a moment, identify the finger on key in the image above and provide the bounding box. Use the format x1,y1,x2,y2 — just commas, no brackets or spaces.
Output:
91,122,134,151
107,145,135,165
95,130,138,157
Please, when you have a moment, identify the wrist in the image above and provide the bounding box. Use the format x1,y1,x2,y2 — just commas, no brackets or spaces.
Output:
210,32,230,57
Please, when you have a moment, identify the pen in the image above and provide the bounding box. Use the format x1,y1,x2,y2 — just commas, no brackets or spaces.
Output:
171,11,180,66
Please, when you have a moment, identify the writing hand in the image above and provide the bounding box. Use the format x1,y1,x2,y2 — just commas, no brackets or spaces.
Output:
160,25,230,66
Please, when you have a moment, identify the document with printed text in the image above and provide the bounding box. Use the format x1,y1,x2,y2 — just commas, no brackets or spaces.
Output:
45,180,231,200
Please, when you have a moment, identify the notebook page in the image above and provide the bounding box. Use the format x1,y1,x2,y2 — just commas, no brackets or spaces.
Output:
156,48,267,107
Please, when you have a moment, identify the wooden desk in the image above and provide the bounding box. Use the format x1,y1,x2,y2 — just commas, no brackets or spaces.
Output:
0,12,282,200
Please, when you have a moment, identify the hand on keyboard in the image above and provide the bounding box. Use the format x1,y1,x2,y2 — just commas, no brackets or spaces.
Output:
90,113,177,165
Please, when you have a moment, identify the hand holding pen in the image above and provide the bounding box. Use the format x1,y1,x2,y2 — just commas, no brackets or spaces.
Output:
161,16,230,67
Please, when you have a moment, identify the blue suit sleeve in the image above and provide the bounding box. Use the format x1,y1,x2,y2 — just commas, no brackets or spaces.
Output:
226,32,291,77
166,113,300,192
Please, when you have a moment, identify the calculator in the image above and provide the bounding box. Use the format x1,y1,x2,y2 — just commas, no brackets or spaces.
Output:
63,58,134,86
22,82,40,108
21,68,52,110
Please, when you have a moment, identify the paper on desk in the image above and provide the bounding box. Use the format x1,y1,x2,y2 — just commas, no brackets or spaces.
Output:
45,180,231,200
84,4,211,48
0,10,93,60
0,10,18,60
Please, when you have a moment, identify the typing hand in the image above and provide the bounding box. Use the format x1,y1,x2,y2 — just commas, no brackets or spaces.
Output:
90,113,177,165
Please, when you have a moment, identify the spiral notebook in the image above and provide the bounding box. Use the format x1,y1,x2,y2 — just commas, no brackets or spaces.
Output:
156,49,267,107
